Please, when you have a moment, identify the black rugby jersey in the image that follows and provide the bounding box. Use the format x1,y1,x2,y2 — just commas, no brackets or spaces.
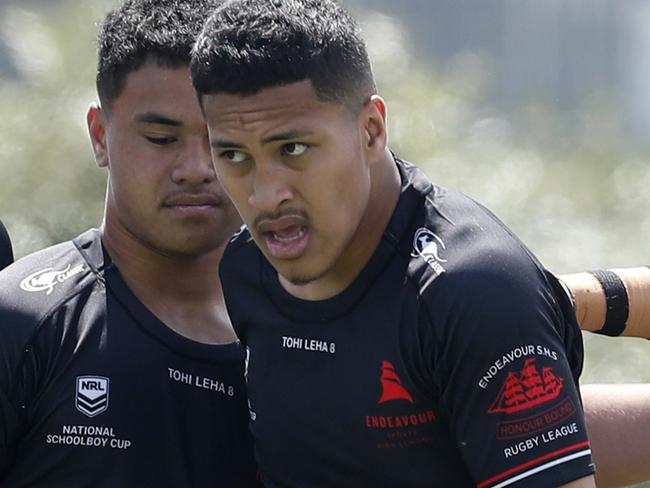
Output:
220,157,595,487
0,229,258,487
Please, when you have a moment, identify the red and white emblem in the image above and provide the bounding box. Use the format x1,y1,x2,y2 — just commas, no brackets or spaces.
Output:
488,358,564,414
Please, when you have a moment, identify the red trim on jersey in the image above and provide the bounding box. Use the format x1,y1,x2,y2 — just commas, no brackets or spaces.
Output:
477,441,590,488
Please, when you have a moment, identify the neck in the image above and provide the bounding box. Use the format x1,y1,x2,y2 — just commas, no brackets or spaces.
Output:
101,220,235,344
281,150,401,300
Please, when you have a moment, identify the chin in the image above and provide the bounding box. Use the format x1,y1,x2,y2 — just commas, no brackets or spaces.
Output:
284,274,316,286
277,261,329,287
165,236,226,257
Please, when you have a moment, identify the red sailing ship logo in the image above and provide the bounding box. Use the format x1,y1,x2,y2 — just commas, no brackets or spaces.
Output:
378,360,414,404
488,358,564,414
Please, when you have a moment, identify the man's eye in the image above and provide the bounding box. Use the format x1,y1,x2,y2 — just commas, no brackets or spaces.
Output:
283,143,308,156
146,136,177,145
221,150,248,163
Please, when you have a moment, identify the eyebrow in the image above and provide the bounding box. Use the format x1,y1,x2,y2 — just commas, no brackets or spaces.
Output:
210,130,314,149
134,112,183,127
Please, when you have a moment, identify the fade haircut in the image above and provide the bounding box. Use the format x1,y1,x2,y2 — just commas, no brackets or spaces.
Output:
95,0,220,112
190,0,377,111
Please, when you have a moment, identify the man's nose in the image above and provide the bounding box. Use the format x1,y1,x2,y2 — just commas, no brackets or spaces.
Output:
248,159,294,211
171,139,215,185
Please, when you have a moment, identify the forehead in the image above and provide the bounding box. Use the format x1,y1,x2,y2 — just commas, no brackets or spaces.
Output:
110,62,201,123
202,81,348,136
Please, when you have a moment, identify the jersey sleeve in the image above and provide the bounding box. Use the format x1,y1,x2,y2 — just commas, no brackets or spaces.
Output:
0,240,77,478
0,307,30,477
426,254,595,487
0,383,22,476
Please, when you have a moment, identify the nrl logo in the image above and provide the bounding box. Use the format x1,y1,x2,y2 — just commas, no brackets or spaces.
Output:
76,376,110,418
411,227,447,275
19,263,85,295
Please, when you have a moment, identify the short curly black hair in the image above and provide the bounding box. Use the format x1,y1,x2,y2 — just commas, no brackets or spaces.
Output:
190,0,376,110
96,0,221,111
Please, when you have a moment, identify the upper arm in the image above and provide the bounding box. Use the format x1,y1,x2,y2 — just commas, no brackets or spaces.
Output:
559,474,596,488
583,383,650,488
426,259,595,487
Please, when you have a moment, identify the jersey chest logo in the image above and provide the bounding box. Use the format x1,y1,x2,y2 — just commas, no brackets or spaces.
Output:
364,359,437,448
378,360,414,404
76,376,110,417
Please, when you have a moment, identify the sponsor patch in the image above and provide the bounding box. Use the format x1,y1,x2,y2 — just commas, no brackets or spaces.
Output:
20,263,85,295
411,228,447,275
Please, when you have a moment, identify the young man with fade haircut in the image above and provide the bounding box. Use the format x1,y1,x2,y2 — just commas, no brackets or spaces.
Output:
191,0,597,486
0,0,258,486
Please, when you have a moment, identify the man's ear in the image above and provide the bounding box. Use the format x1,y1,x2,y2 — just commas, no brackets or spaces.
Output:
87,103,109,168
361,95,388,160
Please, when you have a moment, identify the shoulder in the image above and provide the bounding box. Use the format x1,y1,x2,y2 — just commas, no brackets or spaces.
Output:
392,158,548,306
406,185,553,321
402,185,582,374
220,224,261,279
223,224,255,254
0,235,100,346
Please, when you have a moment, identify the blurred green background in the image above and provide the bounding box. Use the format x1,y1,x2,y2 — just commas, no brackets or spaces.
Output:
1,0,649,391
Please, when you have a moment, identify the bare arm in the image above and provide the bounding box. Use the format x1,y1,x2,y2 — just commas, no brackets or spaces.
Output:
557,269,650,486
560,474,596,488
582,384,650,488
557,266,650,338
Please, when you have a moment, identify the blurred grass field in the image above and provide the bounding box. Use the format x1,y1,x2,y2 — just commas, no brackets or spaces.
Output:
2,0,649,386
